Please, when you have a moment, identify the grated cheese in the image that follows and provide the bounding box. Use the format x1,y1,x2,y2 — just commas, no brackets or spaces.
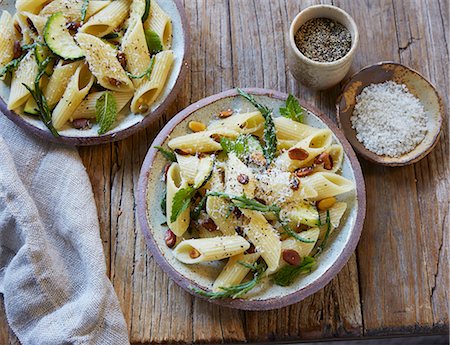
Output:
350,81,427,157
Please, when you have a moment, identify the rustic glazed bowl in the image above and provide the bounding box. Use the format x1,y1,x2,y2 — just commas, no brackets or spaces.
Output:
287,4,359,90
0,0,190,146
336,62,443,166
137,88,366,310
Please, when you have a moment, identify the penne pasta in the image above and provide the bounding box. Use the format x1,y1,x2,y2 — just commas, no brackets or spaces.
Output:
72,91,133,120
166,163,190,236
45,60,83,109
301,172,355,201
121,19,151,87
0,11,15,78
8,51,37,110
76,32,134,92
208,111,264,136
274,116,320,141
206,195,241,236
225,153,256,198
213,253,260,292
40,0,111,22
52,63,94,130
130,50,174,113
80,0,130,37
173,236,250,264
168,128,240,154
16,0,49,14
276,129,333,171
144,0,172,49
242,209,281,272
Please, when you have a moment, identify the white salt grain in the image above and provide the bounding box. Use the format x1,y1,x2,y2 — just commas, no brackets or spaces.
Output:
350,81,427,157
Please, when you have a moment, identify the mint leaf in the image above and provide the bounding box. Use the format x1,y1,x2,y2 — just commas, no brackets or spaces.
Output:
170,186,196,223
96,92,117,135
155,146,176,162
280,94,304,123
142,0,151,22
145,29,162,55
272,256,316,286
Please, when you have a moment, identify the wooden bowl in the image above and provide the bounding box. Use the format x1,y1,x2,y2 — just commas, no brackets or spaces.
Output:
0,0,190,146
137,88,366,311
336,62,443,166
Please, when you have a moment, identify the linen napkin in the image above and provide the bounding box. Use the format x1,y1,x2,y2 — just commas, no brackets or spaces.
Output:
0,115,130,345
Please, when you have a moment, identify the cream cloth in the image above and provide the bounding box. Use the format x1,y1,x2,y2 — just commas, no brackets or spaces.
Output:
0,115,130,344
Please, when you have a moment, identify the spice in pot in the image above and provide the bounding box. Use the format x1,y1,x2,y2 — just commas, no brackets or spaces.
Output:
350,81,427,157
295,18,352,62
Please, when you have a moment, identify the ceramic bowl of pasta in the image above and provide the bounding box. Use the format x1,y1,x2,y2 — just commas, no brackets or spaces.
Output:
0,0,189,145
138,88,366,310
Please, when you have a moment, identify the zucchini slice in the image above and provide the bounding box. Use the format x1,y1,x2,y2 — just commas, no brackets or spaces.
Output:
24,98,39,115
44,12,84,60
283,202,320,227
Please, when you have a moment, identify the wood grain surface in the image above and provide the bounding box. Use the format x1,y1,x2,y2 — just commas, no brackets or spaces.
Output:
0,0,448,344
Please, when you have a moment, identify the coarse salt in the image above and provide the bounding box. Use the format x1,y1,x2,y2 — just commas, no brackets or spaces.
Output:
350,81,427,157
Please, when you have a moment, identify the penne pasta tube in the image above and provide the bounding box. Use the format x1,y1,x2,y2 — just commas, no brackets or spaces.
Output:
208,111,264,136
213,253,260,291
276,129,333,171
121,19,151,87
0,11,15,78
72,91,133,120
76,32,134,92
8,51,37,110
130,50,174,113
241,209,281,272
52,63,95,130
80,0,130,37
225,153,256,198
45,60,83,109
166,163,190,236
206,195,241,236
173,236,250,264
301,172,355,201
40,0,111,22
16,0,49,14
168,128,240,154
274,116,320,141
144,0,172,49
313,144,344,173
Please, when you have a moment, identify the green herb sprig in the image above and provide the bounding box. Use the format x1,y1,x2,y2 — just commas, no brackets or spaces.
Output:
81,0,90,23
272,256,316,286
142,0,151,22
23,56,59,137
0,55,26,79
155,146,177,162
191,194,208,220
314,210,331,257
160,190,167,216
237,89,277,165
192,261,267,299
280,94,304,123
126,56,155,79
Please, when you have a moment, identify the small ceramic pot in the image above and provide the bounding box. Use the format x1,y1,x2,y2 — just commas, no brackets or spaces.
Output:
287,5,359,90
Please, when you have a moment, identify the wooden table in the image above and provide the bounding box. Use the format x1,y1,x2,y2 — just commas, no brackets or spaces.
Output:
1,0,448,343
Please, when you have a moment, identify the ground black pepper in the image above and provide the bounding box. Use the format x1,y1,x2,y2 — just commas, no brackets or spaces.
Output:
295,18,352,62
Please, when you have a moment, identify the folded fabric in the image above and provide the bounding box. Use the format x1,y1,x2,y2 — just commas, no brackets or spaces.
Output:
0,115,130,345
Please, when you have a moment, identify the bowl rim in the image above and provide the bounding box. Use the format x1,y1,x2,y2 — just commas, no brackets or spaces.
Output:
0,0,191,146
289,4,360,67
336,61,444,166
137,88,366,311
